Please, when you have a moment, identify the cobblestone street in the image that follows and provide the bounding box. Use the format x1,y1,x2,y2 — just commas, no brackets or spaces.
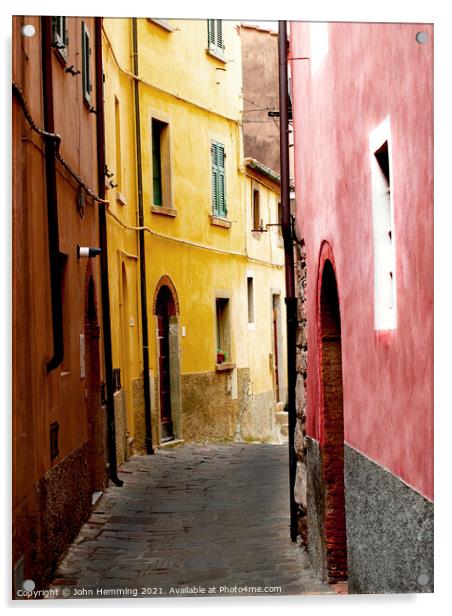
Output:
51,443,333,599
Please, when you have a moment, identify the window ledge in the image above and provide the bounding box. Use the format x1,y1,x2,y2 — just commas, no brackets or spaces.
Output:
205,48,227,64
116,192,127,206
53,46,68,66
210,215,231,228
215,362,236,372
152,205,177,217
148,19,175,32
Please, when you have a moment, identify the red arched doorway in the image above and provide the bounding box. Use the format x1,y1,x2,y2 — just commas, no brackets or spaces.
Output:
155,283,178,443
319,258,347,583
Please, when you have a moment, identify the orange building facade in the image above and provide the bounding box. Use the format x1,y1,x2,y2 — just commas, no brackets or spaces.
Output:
12,16,108,589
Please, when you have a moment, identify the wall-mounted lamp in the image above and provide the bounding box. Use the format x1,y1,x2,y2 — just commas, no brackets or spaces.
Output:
21,24,36,37
77,245,102,258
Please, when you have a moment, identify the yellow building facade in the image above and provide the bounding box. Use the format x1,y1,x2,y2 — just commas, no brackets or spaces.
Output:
102,18,287,457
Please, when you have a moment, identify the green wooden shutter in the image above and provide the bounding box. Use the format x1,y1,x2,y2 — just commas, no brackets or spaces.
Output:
217,143,226,217
208,19,216,48
216,20,223,50
63,17,68,46
211,142,218,216
51,16,58,43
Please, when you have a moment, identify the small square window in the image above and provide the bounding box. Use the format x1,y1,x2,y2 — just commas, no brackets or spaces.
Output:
216,298,231,363
50,422,59,460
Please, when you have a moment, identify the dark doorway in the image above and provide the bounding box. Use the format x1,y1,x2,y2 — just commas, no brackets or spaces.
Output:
319,260,347,583
156,285,175,442
85,273,106,491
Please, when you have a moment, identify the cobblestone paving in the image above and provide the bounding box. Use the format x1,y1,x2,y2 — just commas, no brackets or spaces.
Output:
51,443,333,599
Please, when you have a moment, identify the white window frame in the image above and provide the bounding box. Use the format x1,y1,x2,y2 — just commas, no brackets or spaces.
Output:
369,116,397,331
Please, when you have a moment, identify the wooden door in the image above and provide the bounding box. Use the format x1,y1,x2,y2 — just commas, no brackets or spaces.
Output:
273,308,280,402
158,313,173,441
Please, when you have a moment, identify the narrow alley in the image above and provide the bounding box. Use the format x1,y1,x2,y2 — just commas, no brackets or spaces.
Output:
50,443,333,598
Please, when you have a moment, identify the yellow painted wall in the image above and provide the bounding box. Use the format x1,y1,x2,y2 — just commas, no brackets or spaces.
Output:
103,18,142,446
103,17,287,447
244,172,287,398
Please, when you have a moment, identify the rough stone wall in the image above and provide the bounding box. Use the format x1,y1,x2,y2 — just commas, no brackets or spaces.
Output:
181,368,251,442
294,241,308,545
239,389,276,442
16,442,93,590
113,390,127,466
132,376,146,455
305,437,327,580
345,444,434,593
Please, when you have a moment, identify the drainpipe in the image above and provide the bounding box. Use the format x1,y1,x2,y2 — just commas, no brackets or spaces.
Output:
41,17,64,372
278,20,298,542
95,17,123,486
132,18,154,454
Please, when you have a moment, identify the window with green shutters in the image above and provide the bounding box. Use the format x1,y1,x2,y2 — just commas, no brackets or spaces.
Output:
211,141,227,218
52,16,69,62
81,21,92,104
207,20,224,56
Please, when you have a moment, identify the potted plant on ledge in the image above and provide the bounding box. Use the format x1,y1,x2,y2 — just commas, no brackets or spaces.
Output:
216,349,229,364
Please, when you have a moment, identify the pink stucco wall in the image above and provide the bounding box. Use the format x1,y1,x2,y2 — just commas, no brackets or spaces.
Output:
290,22,433,500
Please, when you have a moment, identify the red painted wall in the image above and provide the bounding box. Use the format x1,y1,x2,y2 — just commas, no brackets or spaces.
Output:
290,22,433,500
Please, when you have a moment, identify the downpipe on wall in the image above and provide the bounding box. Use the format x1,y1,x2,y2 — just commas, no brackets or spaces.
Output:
132,18,154,455
95,17,123,486
41,17,64,373
278,20,298,542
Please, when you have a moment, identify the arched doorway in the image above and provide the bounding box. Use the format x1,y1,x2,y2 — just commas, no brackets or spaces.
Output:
154,279,181,443
319,259,347,583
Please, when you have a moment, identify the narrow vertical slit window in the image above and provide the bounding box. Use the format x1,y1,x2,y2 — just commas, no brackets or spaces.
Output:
151,118,171,209
247,277,255,325
277,202,282,237
253,188,260,230
370,119,396,330
215,298,230,362
114,96,122,192
81,21,92,104
59,253,71,372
